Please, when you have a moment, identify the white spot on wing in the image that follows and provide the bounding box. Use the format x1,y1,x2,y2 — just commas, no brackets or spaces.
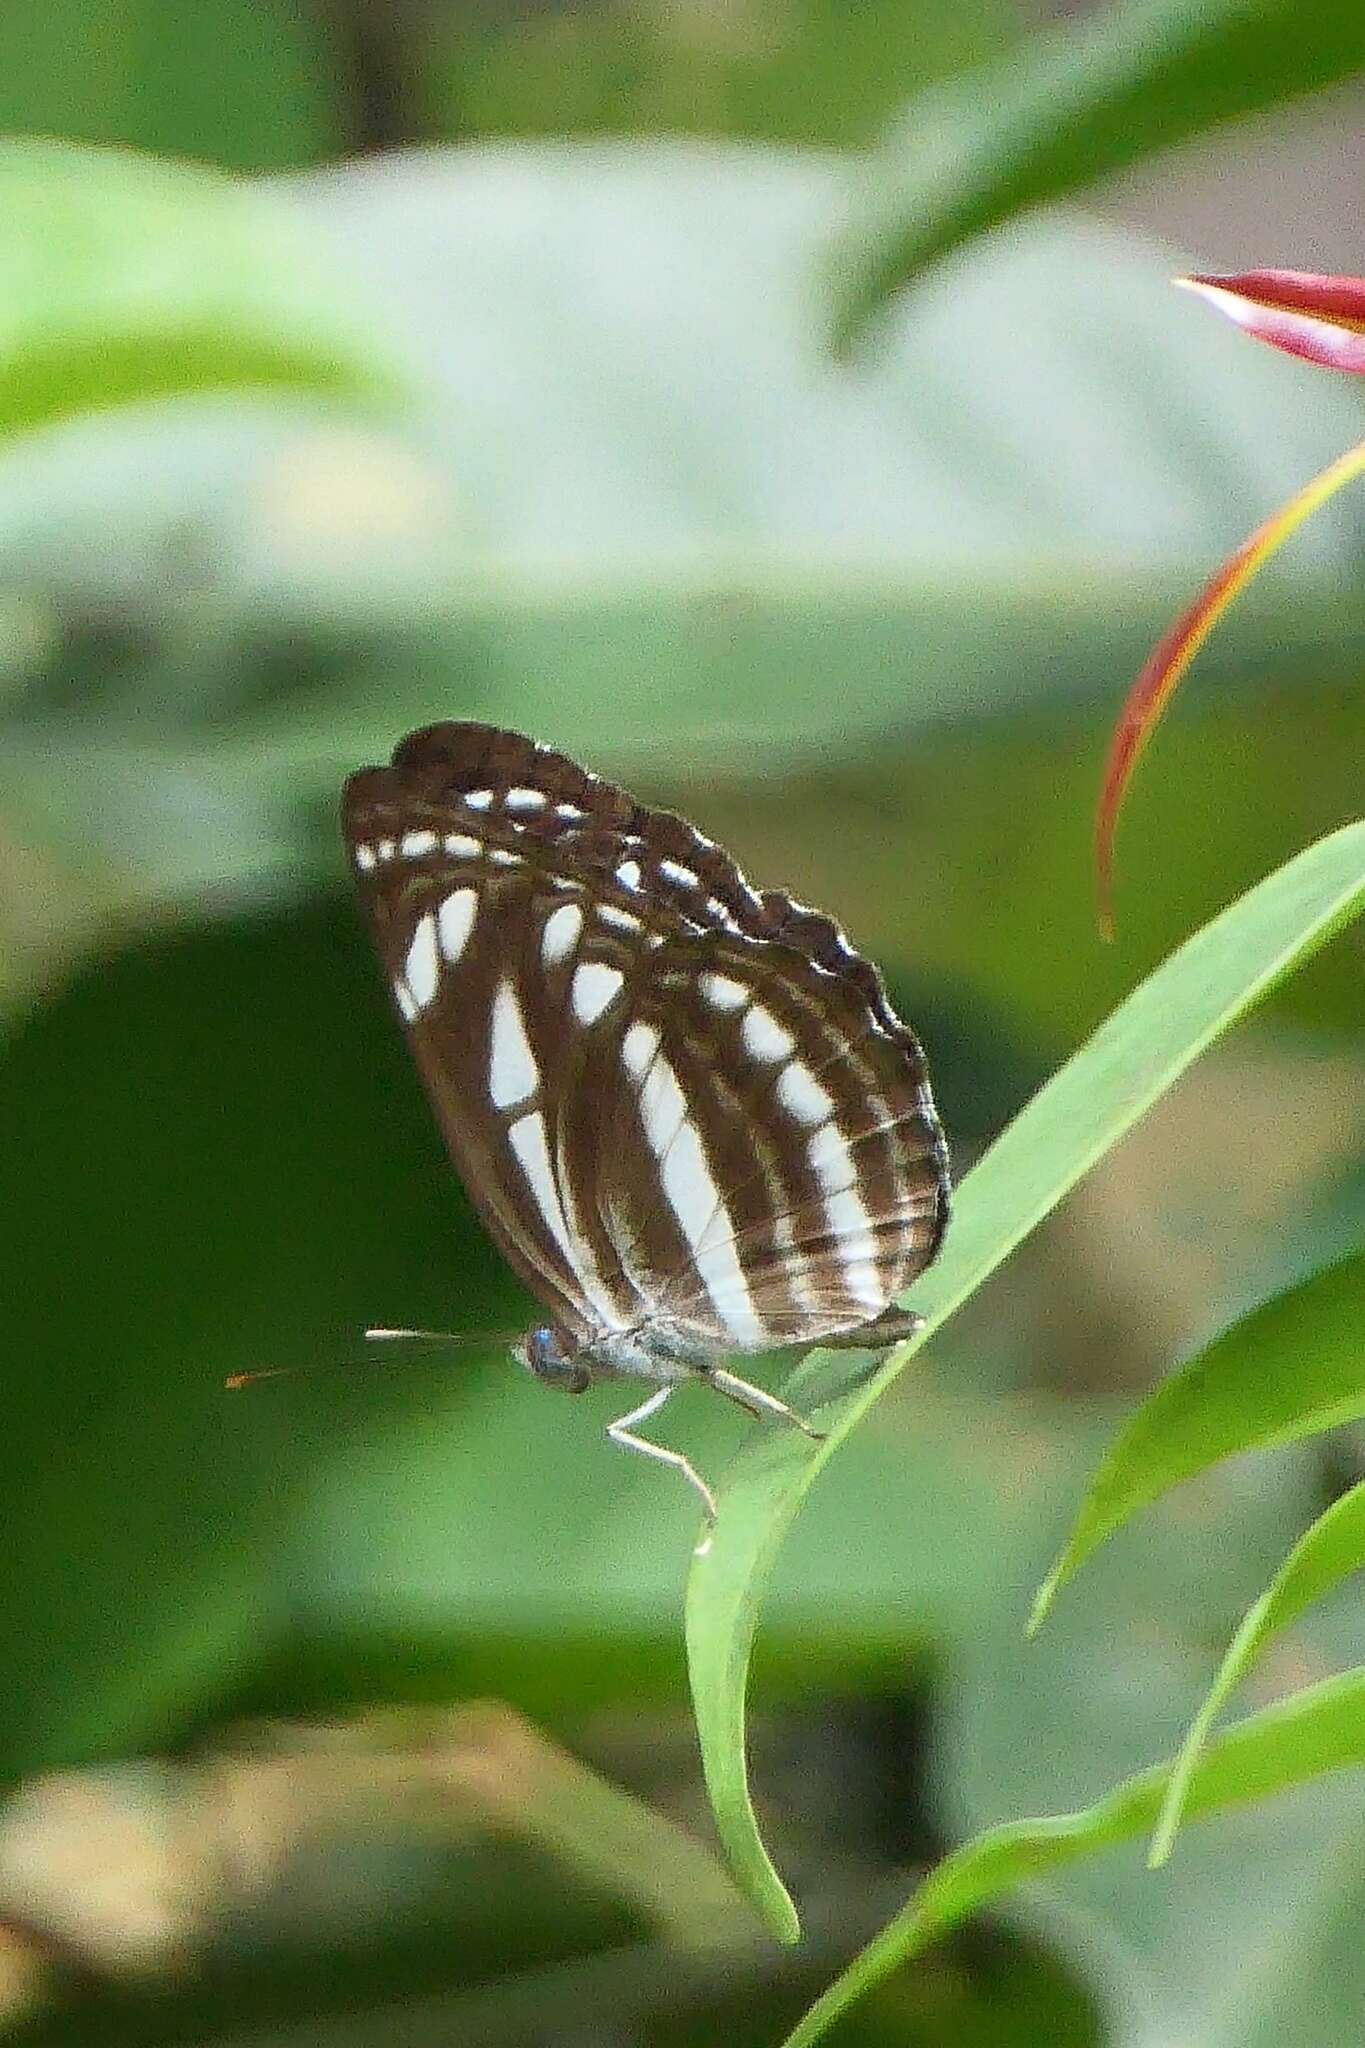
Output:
616,859,642,889
660,859,699,888
807,1120,854,1192
824,1185,885,1311
777,1061,835,1126
444,833,480,859
701,972,747,1012
400,829,437,859
489,847,522,867
622,1021,660,1081
393,980,417,1022
542,902,582,967
464,789,493,810
742,1004,794,1062
771,1213,822,1316
377,838,396,862
572,961,624,1025
505,787,547,811
807,1123,887,1312
438,888,477,962
490,982,538,1109
354,842,376,871
638,1054,687,1167
404,915,439,1011
507,1110,626,1330
556,802,586,821
507,1111,571,1255
598,904,642,932
638,1055,765,1346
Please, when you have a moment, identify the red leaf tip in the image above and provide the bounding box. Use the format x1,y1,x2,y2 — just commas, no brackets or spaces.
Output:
1179,269,1365,374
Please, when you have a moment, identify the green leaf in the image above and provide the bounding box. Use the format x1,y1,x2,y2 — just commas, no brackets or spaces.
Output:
1033,1248,1365,1630
933,1407,1349,2042
0,903,514,1784
780,1665,1365,2047
0,0,339,171
1151,1475,1365,1867
685,822,1365,1939
7,149,1365,951
0,138,403,441
831,0,1365,347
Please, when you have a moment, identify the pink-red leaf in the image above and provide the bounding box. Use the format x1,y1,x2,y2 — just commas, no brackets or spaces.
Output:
1095,262,1365,934
1096,436,1365,937
1181,271,1365,375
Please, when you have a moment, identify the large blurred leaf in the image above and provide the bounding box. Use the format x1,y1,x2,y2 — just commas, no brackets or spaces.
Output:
0,139,402,443
273,1356,1017,1728
831,0,1365,346
2,147,1364,959
0,899,514,1785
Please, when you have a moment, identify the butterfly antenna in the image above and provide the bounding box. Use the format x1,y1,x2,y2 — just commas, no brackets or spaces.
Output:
227,1358,371,1392
365,1325,468,1344
226,1325,520,1391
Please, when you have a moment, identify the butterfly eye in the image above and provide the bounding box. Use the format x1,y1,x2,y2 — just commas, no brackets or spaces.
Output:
519,1325,592,1395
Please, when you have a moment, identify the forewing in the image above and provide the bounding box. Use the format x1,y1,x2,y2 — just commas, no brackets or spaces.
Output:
343,750,641,1346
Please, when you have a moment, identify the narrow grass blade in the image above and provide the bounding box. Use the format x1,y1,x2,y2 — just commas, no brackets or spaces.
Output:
1033,1248,1365,1632
1151,1477,1365,1866
781,1666,1365,2046
686,822,1365,1939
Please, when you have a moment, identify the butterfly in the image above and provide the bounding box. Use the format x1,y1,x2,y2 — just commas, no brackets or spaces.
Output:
343,722,950,1535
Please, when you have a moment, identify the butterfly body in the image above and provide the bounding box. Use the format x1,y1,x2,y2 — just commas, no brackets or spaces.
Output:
518,1318,718,1391
344,722,949,1527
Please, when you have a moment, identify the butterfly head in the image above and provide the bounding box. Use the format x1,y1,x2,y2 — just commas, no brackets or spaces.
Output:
514,1324,592,1395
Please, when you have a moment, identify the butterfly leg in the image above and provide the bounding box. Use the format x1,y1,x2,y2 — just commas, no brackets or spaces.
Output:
710,1367,826,1441
606,1386,719,1543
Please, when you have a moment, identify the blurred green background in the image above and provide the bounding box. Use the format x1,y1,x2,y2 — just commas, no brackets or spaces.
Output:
1,2,1363,2043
